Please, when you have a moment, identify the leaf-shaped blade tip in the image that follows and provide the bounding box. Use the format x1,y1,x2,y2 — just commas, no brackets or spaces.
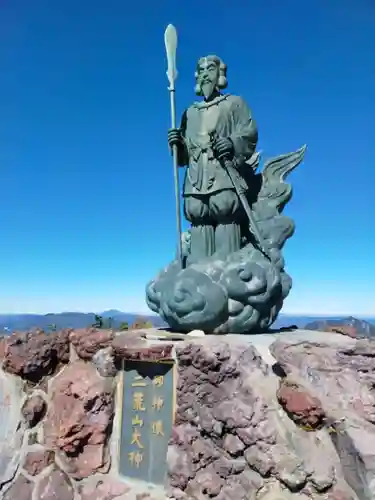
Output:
164,24,178,86
164,24,178,52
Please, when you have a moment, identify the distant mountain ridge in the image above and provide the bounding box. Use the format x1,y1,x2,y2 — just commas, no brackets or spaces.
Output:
272,314,375,330
0,311,374,335
304,316,375,338
0,310,166,333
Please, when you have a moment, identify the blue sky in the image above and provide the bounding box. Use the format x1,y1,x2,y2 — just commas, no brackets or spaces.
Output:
0,0,373,316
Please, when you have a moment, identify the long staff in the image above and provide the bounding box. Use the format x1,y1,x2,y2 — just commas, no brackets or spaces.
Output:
164,24,183,267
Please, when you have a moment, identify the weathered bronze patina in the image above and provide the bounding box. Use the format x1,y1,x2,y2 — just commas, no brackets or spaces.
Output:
146,26,306,334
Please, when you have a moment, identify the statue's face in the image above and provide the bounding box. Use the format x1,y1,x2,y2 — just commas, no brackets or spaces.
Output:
196,58,220,98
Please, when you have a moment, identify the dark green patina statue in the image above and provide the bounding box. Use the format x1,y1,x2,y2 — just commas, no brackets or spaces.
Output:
169,54,259,265
145,26,306,334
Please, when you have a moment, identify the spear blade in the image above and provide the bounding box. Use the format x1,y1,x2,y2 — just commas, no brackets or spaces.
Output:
164,24,178,90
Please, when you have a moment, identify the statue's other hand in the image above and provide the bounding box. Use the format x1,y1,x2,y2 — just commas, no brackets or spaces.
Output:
213,137,234,160
168,128,183,148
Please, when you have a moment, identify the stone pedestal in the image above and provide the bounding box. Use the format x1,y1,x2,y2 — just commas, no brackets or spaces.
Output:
165,333,359,500
0,327,373,499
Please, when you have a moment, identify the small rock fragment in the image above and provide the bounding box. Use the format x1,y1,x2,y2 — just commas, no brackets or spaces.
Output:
23,448,54,476
277,380,325,429
222,434,245,456
92,347,117,377
21,394,47,427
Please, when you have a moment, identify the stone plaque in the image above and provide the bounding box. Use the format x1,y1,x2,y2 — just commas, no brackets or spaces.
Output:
118,360,175,485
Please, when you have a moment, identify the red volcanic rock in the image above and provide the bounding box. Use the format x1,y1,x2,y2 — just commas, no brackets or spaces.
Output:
21,394,47,427
277,380,325,429
3,329,70,382
112,332,174,362
23,448,54,476
3,474,33,500
35,468,74,500
70,328,114,360
44,360,114,479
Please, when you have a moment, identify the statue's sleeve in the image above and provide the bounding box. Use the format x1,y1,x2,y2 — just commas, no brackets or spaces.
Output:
229,97,258,159
176,109,189,167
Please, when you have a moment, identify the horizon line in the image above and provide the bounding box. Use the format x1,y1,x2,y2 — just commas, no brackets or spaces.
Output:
0,310,374,319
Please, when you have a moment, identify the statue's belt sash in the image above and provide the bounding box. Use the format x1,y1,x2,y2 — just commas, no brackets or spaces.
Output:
186,139,215,160
185,140,218,190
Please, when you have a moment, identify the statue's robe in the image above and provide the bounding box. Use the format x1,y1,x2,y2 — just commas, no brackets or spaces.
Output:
178,94,258,196
176,93,258,263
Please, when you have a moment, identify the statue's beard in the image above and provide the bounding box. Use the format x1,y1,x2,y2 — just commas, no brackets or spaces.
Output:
200,81,216,99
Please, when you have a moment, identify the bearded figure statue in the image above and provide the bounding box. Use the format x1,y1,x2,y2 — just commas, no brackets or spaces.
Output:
146,54,306,334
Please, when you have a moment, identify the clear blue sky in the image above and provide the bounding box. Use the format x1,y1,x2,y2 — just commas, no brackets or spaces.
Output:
0,0,373,316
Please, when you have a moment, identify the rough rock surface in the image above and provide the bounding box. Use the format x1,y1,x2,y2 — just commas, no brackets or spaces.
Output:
78,476,131,500
23,448,55,476
0,370,25,492
44,360,114,479
2,327,375,499
169,337,356,500
112,331,174,361
271,337,375,499
70,328,114,360
21,393,47,427
3,329,69,382
35,467,75,500
3,474,33,500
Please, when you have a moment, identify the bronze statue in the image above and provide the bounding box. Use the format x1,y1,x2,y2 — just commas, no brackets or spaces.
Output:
168,54,259,264
145,26,306,334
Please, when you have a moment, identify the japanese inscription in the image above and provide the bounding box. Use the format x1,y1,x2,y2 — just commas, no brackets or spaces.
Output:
119,360,175,485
